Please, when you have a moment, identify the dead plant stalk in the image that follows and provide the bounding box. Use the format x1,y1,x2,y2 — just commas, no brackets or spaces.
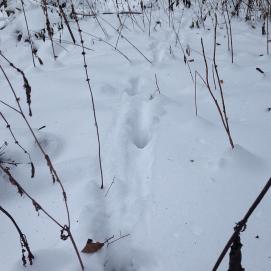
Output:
70,2,104,189
0,63,84,269
200,34,234,148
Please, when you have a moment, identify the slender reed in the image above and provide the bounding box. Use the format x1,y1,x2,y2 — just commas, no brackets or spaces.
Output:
213,14,234,148
41,0,57,59
201,37,234,148
194,71,198,116
19,0,36,67
225,3,234,63
267,6,270,55
58,1,76,44
70,2,104,189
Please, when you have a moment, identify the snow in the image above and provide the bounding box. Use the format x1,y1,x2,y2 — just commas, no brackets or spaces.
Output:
1,1,271,271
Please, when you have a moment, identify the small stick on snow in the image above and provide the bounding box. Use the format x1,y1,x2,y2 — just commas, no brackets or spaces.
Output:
104,235,115,245
105,177,116,197
155,73,161,94
107,234,131,247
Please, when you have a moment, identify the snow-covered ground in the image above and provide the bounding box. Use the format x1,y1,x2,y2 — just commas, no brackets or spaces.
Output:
1,1,271,270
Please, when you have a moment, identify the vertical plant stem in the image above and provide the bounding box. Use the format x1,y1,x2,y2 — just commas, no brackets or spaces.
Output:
267,6,269,55
148,3,152,36
67,228,85,270
194,71,198,116
213,14,234,148
41,0,57,59
226,3,234,63
223,9,230,51
70,2,104,189
58,2,76,44
201,38,234,148
212,64,217,90
19,0,36,67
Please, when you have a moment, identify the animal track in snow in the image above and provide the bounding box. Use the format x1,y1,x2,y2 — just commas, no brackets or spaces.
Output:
127,101,153,149
150,41,167,64
124,77,144,96
126,97,164,149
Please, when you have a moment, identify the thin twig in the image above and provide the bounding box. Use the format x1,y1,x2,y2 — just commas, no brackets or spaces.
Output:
155,73,161,94
0,51,33,116
99,16,152,64
107,233,131,247
105,177,116,197
0,111,34,177
212,177,271,271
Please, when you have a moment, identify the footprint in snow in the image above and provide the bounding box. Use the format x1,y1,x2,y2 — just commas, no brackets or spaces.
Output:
127,98,165,149
149,40,167,64
30,131,64,163
124,77,144,96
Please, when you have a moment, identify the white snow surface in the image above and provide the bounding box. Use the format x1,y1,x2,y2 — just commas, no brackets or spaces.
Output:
1,1,271,271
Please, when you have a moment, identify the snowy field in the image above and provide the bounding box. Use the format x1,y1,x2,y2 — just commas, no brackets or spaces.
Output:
1,0,271,270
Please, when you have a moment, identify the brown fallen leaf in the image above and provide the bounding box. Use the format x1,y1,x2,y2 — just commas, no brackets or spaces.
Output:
81,239,104,254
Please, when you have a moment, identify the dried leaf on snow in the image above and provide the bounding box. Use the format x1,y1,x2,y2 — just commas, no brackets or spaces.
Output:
81,239,104,254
